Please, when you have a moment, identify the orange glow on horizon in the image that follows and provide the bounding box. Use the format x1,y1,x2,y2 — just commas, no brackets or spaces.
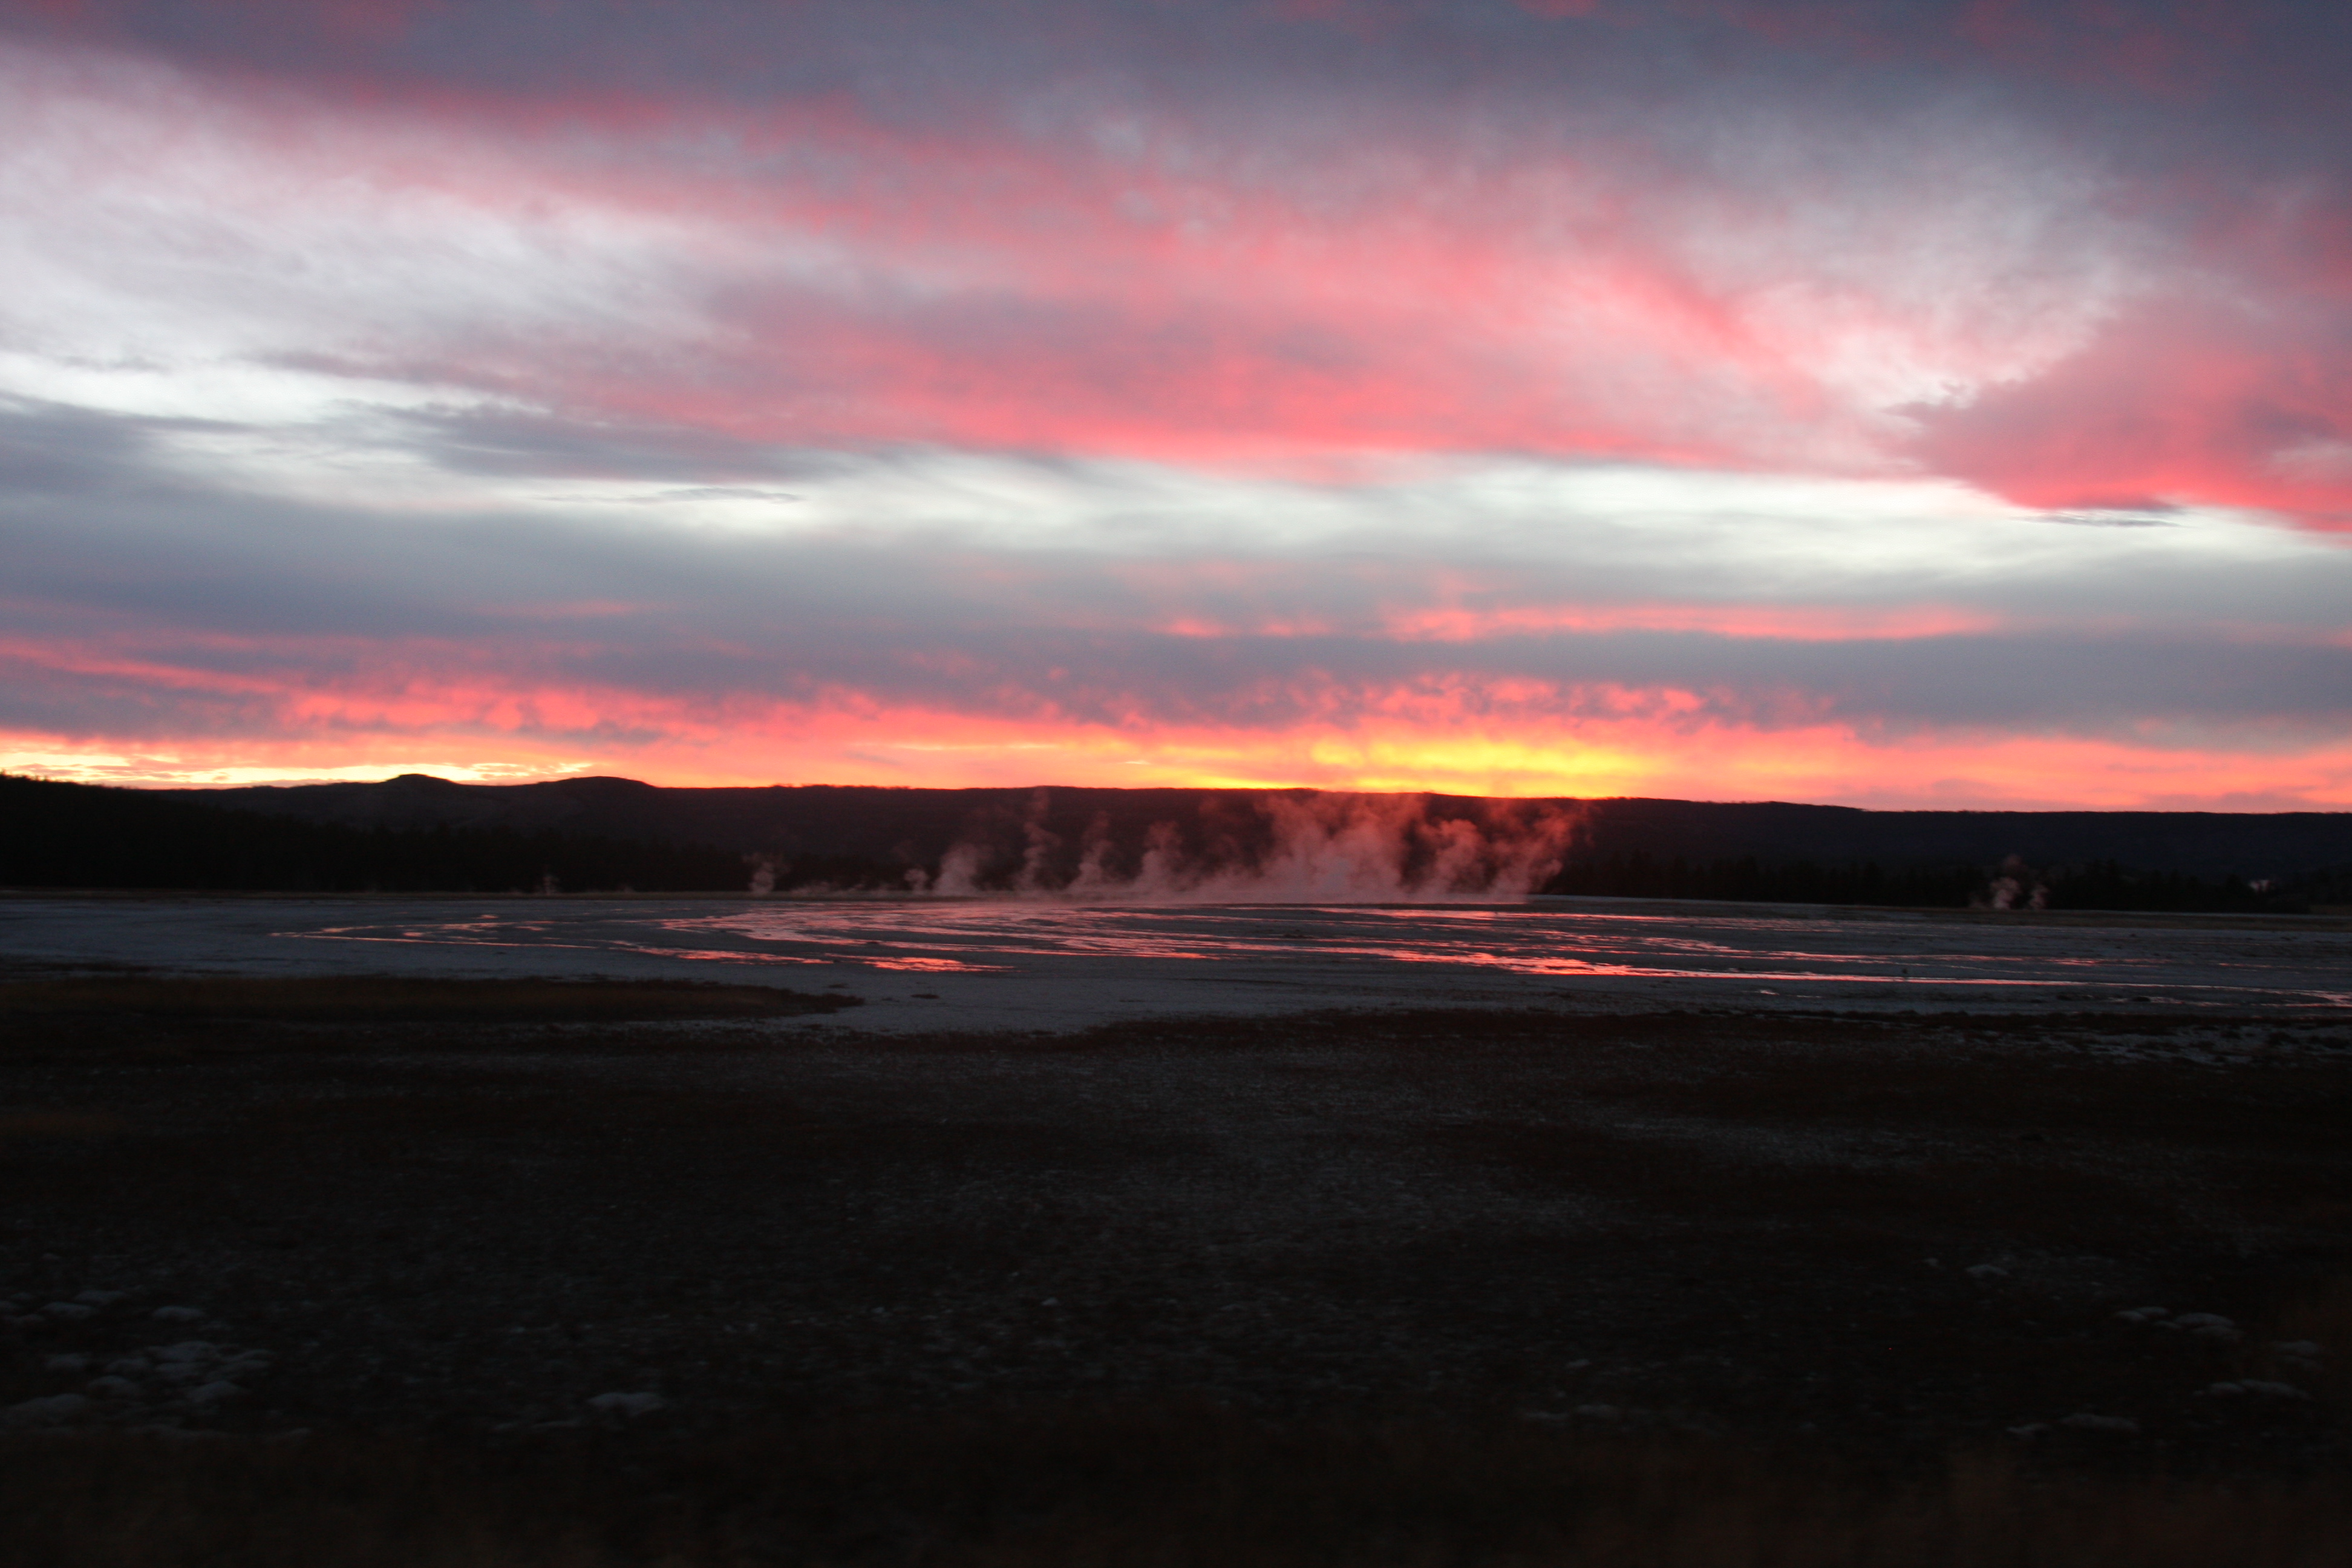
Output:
12,704,2352,812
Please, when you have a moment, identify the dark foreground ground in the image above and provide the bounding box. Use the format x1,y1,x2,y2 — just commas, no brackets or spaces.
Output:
2,973,2350,1565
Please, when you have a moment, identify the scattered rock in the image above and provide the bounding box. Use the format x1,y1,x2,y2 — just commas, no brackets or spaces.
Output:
131,1423,226,1443
73,1290,126,1307
2274,1340,2325,1359
2005,1422,2050,1439
4,1393,91,1426
1571,1403,1623,1420
2114,1307,2168,1324
41,1302,95,1321
85,1376,141,1399
2160,1312,2242,1341
151,1345,225,1383
2058,1413,2140,1436
105,1356,152,1376
151,1306,205,1324
184,1380,243,1406
44,1353,90,1373
1965,1265,2010,1282
586,1391,665,1417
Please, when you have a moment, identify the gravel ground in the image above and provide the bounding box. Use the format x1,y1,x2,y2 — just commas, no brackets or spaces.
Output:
4,995,2347,1480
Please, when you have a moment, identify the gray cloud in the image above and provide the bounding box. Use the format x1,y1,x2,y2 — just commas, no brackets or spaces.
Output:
5,401,2350,749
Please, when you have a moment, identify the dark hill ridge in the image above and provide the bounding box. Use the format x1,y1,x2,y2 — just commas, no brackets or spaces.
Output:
192,776,2352,886
5,773,2348,906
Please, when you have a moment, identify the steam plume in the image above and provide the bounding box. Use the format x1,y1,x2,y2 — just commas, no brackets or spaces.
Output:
916,792,1579,904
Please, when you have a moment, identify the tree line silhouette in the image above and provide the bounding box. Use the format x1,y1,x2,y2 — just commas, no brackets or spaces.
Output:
1537,851,2351,913
7,773,2348,910
0,774,764,893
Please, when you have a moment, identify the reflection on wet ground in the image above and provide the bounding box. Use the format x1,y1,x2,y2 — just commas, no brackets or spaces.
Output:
3,895,2347,1031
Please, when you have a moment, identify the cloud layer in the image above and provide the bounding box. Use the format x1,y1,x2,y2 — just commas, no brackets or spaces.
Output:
3,1,2350,805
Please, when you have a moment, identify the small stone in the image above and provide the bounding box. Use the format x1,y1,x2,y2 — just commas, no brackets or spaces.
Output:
85,1376,141,1399
151,1345,221,1382
44,1353,90,1374
2172,1313,2235,1331
586,1391,665,1417
1965,1265,2010,1281
42,1302,95,1321
2203,1382,2246,1396
2273,1340,2324,1358
2235,1380,2311,1400
1572,1403,1623,1420
151,1307,205,1324
2005,1422,2050,1439
2059,1413,2140,1435
73,1290,126,1307
5,1393,90,1425
2114,1308,2168,1324
137,1424,225,1443
105,1357,152,1376
184,1380,243,1405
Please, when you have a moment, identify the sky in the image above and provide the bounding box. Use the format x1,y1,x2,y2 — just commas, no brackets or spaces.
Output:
3,0,2351,809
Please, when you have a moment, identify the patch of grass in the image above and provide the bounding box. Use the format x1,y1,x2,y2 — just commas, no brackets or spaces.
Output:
0,974,857,1024
4,1414,2350,1568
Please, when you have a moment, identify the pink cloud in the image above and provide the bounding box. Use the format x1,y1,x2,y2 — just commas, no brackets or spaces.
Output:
1910,295,2352,529
1,39,2138,477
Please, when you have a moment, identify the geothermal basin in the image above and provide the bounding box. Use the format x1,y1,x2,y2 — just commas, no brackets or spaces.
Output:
3,893,2346,1030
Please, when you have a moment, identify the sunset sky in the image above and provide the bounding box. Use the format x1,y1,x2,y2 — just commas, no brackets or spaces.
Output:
4,0,2350,808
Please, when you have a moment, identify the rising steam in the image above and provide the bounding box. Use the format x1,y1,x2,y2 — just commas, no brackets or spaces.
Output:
900,792,1579,904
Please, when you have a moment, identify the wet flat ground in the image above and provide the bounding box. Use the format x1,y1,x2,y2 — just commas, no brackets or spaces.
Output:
4,893,2349,1031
